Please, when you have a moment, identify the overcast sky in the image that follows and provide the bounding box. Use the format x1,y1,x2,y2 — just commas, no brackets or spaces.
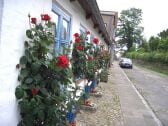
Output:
97,0,168,40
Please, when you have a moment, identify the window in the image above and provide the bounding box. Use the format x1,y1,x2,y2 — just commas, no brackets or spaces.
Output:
52,4,71,55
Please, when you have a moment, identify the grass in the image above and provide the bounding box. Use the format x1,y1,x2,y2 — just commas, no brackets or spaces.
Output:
133,60,168,76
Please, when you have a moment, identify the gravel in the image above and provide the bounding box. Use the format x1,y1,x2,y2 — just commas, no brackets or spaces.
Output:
76,69,124,126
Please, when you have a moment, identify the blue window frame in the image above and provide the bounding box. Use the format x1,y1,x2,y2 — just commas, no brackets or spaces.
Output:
52,4,71,55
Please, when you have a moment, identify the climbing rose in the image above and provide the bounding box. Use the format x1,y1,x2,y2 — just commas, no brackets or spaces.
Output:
93,37,99,44
74,33,79,38
75,37,80,43
31,18,37,24
31,88,39,96
41,14,51,21
86,31,90,35
77,46,83,51
57,55,69,68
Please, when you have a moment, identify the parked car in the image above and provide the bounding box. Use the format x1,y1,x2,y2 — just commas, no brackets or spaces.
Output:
119,58,133,69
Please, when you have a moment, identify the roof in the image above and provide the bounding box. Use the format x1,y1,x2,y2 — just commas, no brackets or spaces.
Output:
101,11,118,16
70,0,112,45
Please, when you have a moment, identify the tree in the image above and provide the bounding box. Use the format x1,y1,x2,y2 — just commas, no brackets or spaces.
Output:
117,8,143,51
148,36,160,51
158,28,168,39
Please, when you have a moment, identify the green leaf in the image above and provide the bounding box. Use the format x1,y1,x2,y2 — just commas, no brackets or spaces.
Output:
40,88,49,96
34,74,42,82
21,85,29,90
24,78,33,84
51,80,58,89
20,56,27,65
25,49,32,62
20,68,29,77
15,86,24,99
26,30,33,39
31,62,41,73
38,110,45,121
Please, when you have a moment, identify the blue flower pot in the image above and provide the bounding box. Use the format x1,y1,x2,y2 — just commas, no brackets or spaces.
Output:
66,111,75,123
85,85,91,93
90,80,97,90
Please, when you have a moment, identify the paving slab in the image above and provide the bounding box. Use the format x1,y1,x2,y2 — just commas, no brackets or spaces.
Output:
111,62,161,126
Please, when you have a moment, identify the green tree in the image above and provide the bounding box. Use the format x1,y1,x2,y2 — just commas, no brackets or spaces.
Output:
117,8,143,51
158,29,168,39
148,36,160,51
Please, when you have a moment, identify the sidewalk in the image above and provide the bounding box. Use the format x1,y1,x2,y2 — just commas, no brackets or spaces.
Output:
76,62,160,126
111,62,160,126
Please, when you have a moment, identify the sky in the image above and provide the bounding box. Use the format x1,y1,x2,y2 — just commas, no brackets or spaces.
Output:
97,0,168,40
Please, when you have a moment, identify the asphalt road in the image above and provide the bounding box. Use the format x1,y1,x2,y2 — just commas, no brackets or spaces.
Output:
123,65,168,126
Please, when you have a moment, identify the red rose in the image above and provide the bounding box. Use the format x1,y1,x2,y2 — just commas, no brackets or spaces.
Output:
88,56,93,61
57,55,69,69
86,31,90,35
75,37,80,43
77,46,83,51
74,33,79,38
93,37,99,44
41,14,51,21
31,88,39,96
31,18,37,24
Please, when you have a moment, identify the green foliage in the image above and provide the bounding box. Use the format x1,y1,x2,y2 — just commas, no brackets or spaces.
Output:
158,38,168,52
148,36,160,51
140,42,150,52
126,51,168,65
15,17,74,125
72,34,110,81
129,44,136,52
117,8,143,51
158,28,168,39
100,69,108,82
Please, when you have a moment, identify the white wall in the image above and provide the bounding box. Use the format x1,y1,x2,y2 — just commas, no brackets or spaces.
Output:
54,0,106,45
0,0,108,125
0,0,52,125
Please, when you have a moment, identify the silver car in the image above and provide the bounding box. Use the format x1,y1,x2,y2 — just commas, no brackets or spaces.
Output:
119,58,133,69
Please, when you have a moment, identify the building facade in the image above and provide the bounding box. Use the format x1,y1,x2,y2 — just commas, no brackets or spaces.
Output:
0,0,116,125
101,11,118,62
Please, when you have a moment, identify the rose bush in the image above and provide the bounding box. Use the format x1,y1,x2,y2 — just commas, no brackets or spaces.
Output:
15,14,74,126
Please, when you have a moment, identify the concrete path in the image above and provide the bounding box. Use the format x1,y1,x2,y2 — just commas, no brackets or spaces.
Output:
111,62,162,126
123,64,168,126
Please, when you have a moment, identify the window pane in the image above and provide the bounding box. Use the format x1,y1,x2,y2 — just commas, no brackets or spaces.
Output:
51,12,59,38
61,19,68,40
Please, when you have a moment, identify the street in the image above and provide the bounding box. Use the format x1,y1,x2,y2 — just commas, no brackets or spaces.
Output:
123,65,168,126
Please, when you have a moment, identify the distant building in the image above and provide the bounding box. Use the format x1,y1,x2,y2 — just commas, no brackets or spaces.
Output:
101,11,118,62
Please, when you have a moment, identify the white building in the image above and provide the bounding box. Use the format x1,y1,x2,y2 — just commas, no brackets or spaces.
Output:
0,0,113,125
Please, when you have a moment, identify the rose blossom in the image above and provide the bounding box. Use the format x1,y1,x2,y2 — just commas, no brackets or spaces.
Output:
77,45,83,51
41,14,51,21
88,56,93,61
31,88,39,96
86,31,90,35
73,33,79,38
93,37,99,44
75,37,80,43
57,55,69,69
31,18,37,24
